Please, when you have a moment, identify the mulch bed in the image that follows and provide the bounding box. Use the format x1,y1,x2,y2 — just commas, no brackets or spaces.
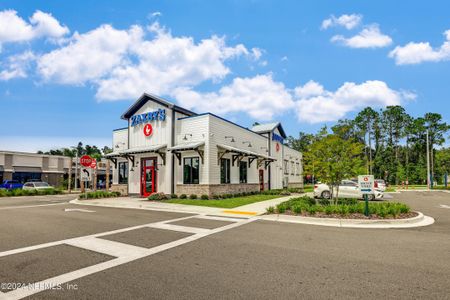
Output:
278,211,419,220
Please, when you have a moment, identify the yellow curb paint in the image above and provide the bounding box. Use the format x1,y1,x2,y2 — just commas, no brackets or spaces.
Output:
222,210,258,216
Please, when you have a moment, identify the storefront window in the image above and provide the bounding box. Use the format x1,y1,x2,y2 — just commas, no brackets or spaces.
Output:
291,161,295,175
220,158,231,184
0,171,3,183
296,163,300,176
12,172,41,183
183,157,199,184
118,162,128,184
239,161,247,183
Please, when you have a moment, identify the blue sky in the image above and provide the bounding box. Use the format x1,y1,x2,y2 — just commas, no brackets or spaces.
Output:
0,0,449,152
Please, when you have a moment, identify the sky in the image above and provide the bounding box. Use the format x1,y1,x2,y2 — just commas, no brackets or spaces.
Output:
0,0,449,152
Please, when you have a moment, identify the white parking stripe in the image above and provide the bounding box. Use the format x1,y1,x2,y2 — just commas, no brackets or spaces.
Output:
146,223,211,234
65,237,149,258
0,203,66,210
2,216,255,300
196,215,242,222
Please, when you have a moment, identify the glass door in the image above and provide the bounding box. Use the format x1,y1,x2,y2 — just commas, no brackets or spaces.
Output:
141,158,157,197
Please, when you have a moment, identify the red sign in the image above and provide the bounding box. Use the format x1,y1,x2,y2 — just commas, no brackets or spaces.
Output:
90,159,97,169
143,124,153,137
80,155,93,167
276,143,280,152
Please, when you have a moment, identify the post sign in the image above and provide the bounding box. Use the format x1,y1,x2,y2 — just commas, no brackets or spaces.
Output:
90,159,97,169
358,175,374,194
80,155,93,167
80,167,92,181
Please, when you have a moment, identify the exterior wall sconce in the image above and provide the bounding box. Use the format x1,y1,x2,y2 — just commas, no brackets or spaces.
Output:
183,134,193,141
242,141,252,147
260,146,269,152
225,136,235,142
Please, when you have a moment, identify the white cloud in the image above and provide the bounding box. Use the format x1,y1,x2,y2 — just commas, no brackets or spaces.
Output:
37,24,144,84
295,80,415,123
172,74,294,120
389,29,450,65
0,9,68,49
321,14,362,30
95,23,256,100
29,10,69,39
35,21,259,100
331,24,392,48
0,51,35,80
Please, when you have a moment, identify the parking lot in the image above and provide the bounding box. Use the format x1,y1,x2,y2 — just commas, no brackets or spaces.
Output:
0,191,450,299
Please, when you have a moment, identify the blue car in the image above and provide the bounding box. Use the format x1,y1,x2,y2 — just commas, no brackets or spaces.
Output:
0,180,24,190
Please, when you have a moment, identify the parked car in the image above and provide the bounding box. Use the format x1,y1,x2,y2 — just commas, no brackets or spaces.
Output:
0,180,23,190
375,179,387,192
314,180,384,200
22,181,54,190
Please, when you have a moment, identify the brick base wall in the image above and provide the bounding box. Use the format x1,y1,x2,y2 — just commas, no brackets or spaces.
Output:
111,184,128,196
176,183,260,197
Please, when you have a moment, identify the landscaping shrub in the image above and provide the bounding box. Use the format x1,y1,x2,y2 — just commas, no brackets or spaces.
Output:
266,195,412,219
179,194,187,199
147,193,167,201
266,206,275,214
170,194,178,199
79,191,120,199
211,194,220,199
279,190,291,196
200,194,209,200
189,194,198,199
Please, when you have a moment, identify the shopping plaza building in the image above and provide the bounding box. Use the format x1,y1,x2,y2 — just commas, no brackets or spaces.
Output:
107,93,303,197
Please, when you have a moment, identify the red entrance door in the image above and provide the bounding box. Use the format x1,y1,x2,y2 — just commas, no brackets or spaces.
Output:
259,169,264,191
141,158,157,197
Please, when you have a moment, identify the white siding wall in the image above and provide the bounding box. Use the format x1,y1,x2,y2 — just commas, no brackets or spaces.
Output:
284,145,303,185
112,129,128,151
0,154,4,166
208,115,269,185
129,101,171,149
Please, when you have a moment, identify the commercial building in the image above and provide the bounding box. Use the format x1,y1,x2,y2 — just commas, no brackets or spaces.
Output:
0,151,111,187
107,93,303,197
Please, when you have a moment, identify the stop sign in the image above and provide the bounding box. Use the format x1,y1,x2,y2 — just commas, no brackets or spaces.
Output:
80,155,93,167
90,159,97,169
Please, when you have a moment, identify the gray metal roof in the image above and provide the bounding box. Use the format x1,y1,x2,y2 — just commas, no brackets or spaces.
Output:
251,122,287,138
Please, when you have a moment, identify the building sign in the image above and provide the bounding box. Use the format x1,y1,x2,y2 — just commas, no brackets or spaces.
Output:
143,124,153,137
272,133,284,144
358,175,374,194
276,143,280,152
131,108,166,127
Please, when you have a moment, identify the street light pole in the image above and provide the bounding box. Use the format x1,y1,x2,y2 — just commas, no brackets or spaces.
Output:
71,146,79,191
426,130,430,189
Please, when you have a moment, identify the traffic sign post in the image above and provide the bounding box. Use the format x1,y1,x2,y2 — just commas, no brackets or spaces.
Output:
80,155,93,167
358,175,374,217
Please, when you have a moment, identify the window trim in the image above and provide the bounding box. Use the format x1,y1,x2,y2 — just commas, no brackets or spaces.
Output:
220,158,231,184
239,161,248,183
118,161,128,184
183,156,200,184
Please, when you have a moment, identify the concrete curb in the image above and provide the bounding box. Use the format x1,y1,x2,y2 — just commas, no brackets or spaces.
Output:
258,211,435,229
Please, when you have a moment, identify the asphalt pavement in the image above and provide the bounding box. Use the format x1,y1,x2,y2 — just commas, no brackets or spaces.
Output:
0,192,449,299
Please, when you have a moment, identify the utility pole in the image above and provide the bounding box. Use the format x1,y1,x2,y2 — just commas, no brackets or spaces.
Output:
70,146,79,191
426,130,431,189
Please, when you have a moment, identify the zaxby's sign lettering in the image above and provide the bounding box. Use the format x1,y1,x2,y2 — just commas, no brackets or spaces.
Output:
131,109,166,127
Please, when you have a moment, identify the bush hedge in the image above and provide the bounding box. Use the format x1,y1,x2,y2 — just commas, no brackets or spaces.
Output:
0,188,64,197
147,193,168,201
79,191,121,199
268,196,411,219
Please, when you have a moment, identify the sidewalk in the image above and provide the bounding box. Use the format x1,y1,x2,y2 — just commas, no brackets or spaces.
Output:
71,194,300,217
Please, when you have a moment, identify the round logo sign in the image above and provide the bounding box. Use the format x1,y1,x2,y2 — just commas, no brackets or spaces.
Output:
80,155,93,167
143,124,153,137
90,159,97,169
276,143,280,152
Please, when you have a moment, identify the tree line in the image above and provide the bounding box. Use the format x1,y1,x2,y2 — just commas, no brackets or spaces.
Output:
287,106,450,185
37,142,113,160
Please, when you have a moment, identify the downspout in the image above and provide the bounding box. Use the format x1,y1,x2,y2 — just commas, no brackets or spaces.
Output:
268,132,271,190
171,108,175,194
